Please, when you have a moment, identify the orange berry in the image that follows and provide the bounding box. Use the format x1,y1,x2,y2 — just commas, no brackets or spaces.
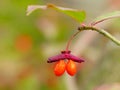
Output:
54,60,66,76
66,60,76,76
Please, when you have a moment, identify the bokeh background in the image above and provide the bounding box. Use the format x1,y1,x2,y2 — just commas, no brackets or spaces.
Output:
0,0,120,90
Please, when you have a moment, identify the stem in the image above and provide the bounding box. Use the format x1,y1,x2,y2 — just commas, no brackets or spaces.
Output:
78,26,120,46
66,31,80,51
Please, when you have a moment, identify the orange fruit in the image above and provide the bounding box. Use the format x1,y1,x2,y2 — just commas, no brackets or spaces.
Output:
66,60,76,76
54,60,66,76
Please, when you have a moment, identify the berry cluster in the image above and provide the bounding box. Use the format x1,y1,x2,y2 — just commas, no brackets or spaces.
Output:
47,51,84,76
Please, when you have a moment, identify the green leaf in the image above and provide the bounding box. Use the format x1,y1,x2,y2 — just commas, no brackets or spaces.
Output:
91,11,120,26
26,4,86,23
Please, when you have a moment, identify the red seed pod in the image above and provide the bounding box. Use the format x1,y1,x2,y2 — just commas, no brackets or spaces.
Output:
66,60,77,76
54,60,66,76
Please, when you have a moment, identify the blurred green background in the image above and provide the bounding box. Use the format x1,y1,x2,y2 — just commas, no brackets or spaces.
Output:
0,0,120,90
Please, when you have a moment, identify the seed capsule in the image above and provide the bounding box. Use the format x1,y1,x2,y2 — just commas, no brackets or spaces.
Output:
66,60,76,76
54,60,66,76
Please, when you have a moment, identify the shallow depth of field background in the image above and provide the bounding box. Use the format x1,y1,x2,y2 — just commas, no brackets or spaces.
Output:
0,0,120,90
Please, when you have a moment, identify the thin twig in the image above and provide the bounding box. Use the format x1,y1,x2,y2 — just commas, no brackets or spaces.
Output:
78,26,120,46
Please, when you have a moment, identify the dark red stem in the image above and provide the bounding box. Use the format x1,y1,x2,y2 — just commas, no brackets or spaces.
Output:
66,31,80,51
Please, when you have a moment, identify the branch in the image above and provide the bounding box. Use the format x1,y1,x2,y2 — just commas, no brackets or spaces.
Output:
78,26,120,46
